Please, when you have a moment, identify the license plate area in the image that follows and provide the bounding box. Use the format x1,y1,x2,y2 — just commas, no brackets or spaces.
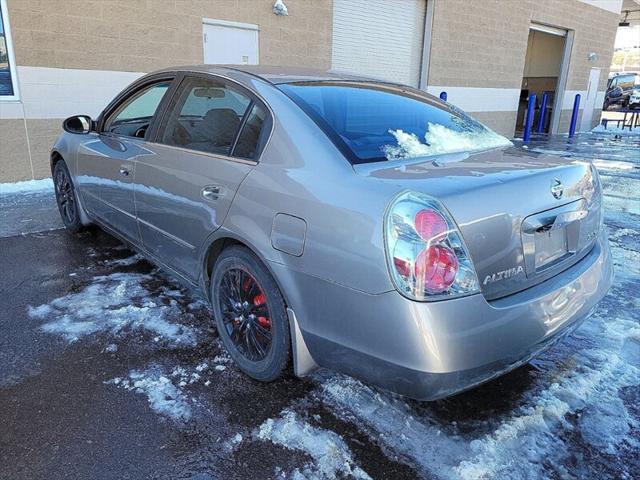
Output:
534,226,568,270
521,199,590,277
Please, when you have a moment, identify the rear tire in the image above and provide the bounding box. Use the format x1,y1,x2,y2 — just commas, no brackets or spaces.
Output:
53,161,84,232
211,245,290,382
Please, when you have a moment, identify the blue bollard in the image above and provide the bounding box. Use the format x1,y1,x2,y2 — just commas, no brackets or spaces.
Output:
536,92,548,134
569,94,581,138
439,91,447,101
523,93,536,143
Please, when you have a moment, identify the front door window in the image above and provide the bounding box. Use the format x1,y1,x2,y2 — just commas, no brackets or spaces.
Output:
103,82,171,139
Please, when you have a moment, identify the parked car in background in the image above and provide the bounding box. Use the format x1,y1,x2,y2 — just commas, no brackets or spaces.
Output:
604,72,640,110
629,83,640,109
50,66,613,400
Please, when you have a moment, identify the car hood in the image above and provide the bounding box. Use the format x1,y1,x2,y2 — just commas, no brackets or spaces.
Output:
354,146,602,300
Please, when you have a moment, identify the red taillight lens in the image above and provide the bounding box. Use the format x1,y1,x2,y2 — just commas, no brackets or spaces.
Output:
385,191,479,301
415,245,458,293
414,209,447,242
393,256,411,278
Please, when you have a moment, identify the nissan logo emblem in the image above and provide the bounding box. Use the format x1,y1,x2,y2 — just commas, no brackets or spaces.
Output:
551,178,564,199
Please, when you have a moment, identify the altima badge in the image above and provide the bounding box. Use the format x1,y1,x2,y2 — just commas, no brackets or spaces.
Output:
551,178,564,199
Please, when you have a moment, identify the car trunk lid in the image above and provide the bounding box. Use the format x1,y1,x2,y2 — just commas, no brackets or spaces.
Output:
355,147,601,300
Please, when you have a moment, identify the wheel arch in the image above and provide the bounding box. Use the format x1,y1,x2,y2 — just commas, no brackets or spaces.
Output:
50,150,92,226
200,233,290,307
200,232,319,377
50,150,64,174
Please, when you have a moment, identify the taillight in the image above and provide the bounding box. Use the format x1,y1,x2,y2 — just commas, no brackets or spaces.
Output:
385,191,479,301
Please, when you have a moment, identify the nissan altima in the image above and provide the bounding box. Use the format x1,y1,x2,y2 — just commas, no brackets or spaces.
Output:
51,66,613,400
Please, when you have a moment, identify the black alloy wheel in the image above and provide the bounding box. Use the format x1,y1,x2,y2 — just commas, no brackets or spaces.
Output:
53,161,83,232
211,246,290,382
219,267,273,361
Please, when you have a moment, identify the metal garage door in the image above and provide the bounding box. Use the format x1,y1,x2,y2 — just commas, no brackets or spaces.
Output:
332,0,427,87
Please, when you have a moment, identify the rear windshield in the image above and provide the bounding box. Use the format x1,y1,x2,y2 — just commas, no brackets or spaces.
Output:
279,81,512,164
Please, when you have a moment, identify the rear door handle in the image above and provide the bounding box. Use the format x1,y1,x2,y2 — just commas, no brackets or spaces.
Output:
201,185,222,201
119,166,131,177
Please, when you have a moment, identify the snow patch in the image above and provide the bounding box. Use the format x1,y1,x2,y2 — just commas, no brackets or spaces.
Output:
384,122,512,160
257,410,371,480
592,159,635,171
28,272,197,345
0,178,54,195
592,124,640,136
107,365,192,421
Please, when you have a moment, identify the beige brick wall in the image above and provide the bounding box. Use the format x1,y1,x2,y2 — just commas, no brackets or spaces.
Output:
7,0,333,72
0,118,32,181
1,0,333,182
428,0,619,135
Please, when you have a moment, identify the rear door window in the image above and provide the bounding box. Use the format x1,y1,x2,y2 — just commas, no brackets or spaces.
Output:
232,104,268,159
160,76,251,156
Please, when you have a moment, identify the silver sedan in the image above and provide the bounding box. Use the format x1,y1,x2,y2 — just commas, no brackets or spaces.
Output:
51,66,613,400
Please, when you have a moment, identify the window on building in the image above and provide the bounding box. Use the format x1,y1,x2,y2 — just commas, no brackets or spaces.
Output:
0,1,18,98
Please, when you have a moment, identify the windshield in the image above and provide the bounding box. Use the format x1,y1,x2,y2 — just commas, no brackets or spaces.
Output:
279,81,512,164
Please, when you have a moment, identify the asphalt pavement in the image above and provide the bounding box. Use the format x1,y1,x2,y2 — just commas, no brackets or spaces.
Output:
1,132,638,480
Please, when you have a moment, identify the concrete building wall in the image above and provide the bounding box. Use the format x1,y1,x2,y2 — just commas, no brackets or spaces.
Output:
425,0,619,136
0,0,332,182
0,0,622,183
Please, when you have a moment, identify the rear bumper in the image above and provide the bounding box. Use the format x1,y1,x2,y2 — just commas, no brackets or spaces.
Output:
271,232,613,400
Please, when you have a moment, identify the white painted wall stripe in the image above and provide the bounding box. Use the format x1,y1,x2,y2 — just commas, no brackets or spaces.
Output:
0,66,144,120
0,66,609,121
426,86,521,113
562,90,607,110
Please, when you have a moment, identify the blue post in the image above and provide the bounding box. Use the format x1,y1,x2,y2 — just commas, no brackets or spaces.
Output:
536,92,548,134
569,94,581,138
523,93,536,143
439,91,447,101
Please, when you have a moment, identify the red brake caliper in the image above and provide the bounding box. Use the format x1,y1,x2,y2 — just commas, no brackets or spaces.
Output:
252,293,271,328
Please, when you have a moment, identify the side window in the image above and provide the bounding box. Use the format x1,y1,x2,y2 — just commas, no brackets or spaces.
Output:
160,76,251,156
609,77,618,89
233,104,267,159
619,75,633,90
103,81,171,138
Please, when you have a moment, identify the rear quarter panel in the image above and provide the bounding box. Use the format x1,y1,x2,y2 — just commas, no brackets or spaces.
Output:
219,81,399,296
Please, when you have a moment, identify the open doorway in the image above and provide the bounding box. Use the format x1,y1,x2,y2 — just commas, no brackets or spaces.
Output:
516,24,569,134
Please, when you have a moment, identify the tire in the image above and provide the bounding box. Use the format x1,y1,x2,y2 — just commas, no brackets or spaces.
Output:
53,160,84,232
211,245,290,382
603,100,610,111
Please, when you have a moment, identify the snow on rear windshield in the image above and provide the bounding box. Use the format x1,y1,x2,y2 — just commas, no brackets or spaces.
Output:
279,82,512,164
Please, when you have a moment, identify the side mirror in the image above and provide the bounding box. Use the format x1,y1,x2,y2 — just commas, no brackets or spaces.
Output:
63,115,94,134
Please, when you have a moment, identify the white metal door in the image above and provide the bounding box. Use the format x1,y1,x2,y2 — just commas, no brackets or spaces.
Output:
332,0,427,87
580,67,601,132
202,19,259,65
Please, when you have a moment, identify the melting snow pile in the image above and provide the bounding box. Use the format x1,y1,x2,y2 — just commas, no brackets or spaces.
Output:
592,124,640,136
108,365,192,421
0,178,54,195
257,410,371,480
28,272,197,345
384,122,512,160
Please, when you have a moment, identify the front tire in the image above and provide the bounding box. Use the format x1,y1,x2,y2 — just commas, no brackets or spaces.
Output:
211,246,290,382
53,161,84,232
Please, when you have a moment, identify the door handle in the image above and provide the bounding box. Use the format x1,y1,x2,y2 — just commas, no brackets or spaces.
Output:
119,166,130,177
202,185,221,201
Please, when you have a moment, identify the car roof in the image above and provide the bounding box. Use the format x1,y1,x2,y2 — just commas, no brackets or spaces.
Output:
151,64,383,85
